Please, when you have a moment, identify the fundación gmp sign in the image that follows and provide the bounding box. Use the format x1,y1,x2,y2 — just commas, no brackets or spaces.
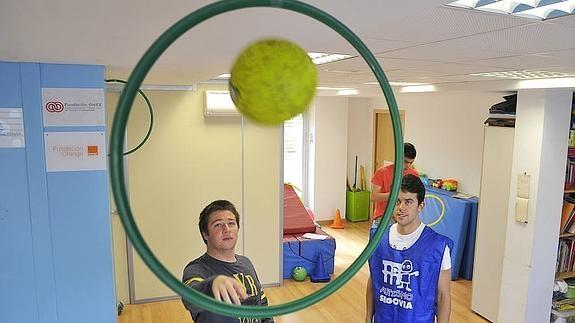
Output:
42,88,105,126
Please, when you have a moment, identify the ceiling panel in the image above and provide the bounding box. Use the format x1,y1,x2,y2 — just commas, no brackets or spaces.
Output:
373,69,442,80
371,6,531,43
422,74,505,83
446,21,575,55
547,15,575,27
405,62,509,75
0,0,574,92
470,53,572,70
539,48,575,61
380,42,515,62
331,56,446,72
301,35,421,56
363,38,419,54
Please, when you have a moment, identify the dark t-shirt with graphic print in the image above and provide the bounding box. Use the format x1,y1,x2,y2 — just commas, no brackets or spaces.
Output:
182,253,274,323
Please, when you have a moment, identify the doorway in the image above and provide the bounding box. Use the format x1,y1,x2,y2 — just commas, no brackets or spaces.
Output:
373,109,405,174
283,113,308,204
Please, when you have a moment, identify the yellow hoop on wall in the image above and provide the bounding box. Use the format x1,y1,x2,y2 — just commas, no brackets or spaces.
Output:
424,194,445,227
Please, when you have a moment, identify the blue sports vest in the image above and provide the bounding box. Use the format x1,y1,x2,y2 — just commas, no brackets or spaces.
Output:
368,225,453,323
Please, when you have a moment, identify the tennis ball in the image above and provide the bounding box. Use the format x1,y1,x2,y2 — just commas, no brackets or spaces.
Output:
291,266,307,282
229,38,317,125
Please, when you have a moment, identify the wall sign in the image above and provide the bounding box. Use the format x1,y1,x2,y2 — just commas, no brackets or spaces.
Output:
0,108,25,148
44,132,107,172
42,88,105,126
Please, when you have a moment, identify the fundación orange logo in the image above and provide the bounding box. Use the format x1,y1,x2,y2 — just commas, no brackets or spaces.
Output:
87,145,99,156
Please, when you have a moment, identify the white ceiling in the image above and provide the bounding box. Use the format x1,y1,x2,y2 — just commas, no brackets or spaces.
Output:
1,0,574,96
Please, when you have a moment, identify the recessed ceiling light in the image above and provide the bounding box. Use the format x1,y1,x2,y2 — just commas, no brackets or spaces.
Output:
471,70,575,80
518,77,575,89
400,85,436,93
215,74,230,79
446,0,575,20
337,89,359,96
324,68,362,74
515,1,575,19
308,52,354,65
316,86,358,95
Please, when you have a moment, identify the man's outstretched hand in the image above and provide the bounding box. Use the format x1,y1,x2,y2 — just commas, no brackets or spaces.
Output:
212,275,248,305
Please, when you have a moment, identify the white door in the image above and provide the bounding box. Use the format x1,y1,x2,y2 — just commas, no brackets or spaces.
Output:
471,125,515,321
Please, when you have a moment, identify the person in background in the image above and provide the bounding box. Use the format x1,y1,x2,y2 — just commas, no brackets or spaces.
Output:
366,175,452,323
182,200,273,323
370,142,419,226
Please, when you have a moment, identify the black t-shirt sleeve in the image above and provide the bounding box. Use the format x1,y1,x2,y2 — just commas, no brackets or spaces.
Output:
181,255,275,323
182,262,217,314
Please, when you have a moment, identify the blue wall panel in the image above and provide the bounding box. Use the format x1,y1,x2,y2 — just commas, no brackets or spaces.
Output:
47,172,116,323
40,64,115,323
0,62,115,323
0,151,39,323
40,64,105,89
0,62,23,105
22,63,59,323
0,63,40,323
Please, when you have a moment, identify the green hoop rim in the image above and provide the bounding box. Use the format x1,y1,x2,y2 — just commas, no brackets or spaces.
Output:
110,0,404,318
423,194,446,227
105,79,154,156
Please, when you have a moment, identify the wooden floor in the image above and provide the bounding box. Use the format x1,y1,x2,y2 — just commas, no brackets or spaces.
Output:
118,221,488,323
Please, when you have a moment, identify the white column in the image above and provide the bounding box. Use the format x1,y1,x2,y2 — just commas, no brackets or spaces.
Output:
498,89,573,322
312,96,349,221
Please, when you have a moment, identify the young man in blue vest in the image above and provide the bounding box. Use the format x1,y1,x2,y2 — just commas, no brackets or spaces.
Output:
366,174,453,323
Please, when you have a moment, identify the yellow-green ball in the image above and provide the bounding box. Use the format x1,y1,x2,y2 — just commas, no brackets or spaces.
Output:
229,38,317,125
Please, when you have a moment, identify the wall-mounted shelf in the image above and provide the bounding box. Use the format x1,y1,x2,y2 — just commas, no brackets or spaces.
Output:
556,271,575,280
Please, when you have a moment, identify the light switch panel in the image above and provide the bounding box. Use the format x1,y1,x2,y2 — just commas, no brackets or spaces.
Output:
515,197,528,223
517,173,530,199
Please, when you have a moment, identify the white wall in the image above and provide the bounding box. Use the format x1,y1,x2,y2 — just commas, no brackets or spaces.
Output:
311,96,349,221
307,99,316,212
346,91,506,196
107,84,281,302
347,98,374,189
498,89,572,323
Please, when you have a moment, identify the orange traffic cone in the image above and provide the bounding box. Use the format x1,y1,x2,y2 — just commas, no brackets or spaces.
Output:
330,209,345,229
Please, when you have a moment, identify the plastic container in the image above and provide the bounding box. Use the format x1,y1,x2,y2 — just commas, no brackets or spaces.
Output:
346,190,370,222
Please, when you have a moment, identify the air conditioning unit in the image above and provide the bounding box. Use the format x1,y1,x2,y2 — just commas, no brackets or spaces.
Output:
204,90,240,117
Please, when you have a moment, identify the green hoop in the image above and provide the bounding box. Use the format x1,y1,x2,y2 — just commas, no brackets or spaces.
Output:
105,79,154,156
423,194,446,227
110,0,404,318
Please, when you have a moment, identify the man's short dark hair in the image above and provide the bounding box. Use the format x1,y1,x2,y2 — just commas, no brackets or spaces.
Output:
401,174,425,204
198,200,240,244
404,142,416,159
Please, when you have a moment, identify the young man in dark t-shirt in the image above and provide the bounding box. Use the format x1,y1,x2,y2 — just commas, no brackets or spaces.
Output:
182,200,273,323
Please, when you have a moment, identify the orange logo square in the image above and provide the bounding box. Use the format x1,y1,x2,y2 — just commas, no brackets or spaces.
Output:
87,145,99,156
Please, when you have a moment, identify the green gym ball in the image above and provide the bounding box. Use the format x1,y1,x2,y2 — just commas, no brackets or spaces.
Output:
229,38,317,126
292,266,308,282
